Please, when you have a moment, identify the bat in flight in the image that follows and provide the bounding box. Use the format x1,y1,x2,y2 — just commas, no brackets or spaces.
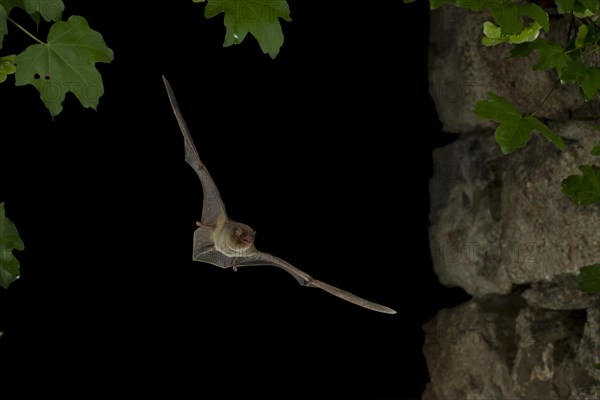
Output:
163,76,396,314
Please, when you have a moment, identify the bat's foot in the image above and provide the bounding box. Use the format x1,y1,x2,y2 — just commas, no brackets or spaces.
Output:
196,221,216,229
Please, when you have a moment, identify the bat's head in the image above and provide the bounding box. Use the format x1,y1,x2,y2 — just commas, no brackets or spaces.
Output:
231,223,256,251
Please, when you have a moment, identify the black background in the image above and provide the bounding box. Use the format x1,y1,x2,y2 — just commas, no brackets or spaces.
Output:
0,1,468,398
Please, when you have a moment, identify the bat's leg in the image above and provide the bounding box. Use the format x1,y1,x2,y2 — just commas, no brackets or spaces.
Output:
196,221,217,229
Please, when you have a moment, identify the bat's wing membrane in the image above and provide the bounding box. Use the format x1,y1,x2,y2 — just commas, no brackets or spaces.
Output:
163,76,226,227
232,252,311,285
193,250,235,269
234,252,397,314
193,247,396,314
164,76,394,315
192,247,290,274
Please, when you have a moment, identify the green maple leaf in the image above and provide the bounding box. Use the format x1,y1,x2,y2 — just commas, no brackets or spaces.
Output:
447,0,549,37
430,0,454,8
0,0,27,49
556,0,576,13
490,2,522,36
0,53,15,82
194,0,291,59
575,24,589,49
0,202,24,289
474,91,565,154
556,0,599,14
0,4,7,49
14,15,114,117
511,39,571,74
562,165,600,204
558,60,600,100
560,60,587,83
580,67,600,99
574,0,599,16
482,21,542,47
576,264,600,292
23,0,64,23
0,0,63,49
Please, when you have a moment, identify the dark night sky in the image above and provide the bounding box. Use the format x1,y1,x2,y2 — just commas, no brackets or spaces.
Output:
0,1,469,398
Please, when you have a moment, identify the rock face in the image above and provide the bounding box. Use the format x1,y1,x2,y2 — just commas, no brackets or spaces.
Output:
428,7,600,134
425,6,600,399
422,296,600,400
430,122,600,298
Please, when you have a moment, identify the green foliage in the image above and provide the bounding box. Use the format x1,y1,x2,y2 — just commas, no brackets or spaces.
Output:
24,0,65,24
0,203,24,289
474,92,565,154
430,0,454,8
575,24,589,48
427,0,600,206
561,165,600,205
0,53,15,82
567,22,598,53
563,62,600,100
556,0,599,16
432,0,548,46
576,264,600,292
511,39,570,73
194,0,291,58
0,0,64,49
1,2,112,116
427,0,600,371
512,34,600,100
15,15,114,117
482,21,542,47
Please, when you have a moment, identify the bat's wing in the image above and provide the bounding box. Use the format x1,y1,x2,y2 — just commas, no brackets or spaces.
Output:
190,237,396,314
163,76,226,226
234,251,397,314
192,225,218,262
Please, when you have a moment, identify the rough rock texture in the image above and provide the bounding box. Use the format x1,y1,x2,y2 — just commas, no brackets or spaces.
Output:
425,5,600,400
430,121,600,298
429,7,600,134
422,296,600,400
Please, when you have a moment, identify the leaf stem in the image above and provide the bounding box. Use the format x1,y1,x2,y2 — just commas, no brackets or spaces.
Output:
531,85,556,117
7,17,45,45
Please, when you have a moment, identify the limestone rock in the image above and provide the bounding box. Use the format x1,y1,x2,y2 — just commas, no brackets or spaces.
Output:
429,121,600,297
422,297,600,400
429,7,600,134
521,274,596,310
425,5,600,399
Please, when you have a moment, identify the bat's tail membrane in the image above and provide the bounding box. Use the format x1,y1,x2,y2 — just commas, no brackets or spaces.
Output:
308,279,396,314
